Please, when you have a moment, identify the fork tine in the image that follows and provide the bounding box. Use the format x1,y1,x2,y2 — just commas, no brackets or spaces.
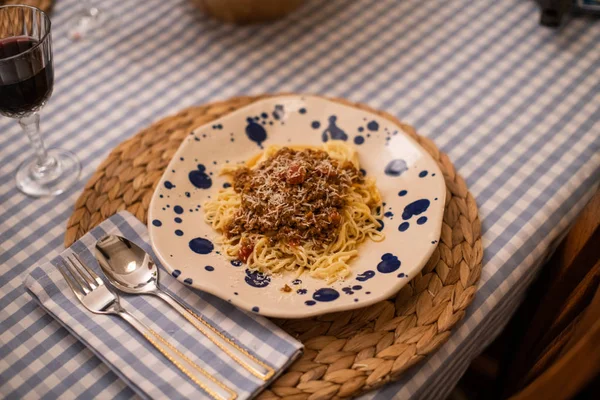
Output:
57,261,85,298
72,253,103,286
65,256,93,294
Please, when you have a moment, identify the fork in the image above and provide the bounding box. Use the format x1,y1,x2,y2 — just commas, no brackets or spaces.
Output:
57,253,237,400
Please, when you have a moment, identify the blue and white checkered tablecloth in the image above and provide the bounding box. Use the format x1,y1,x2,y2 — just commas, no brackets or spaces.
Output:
1,0,598,399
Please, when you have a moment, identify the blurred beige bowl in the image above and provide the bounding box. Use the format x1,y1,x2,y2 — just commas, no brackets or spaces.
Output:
192,0,305,24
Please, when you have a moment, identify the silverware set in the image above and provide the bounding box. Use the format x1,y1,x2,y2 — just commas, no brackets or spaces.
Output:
57,235,274,400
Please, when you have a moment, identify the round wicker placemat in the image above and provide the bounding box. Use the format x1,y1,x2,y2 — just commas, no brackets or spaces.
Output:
1,0,53,14
65,94,482,399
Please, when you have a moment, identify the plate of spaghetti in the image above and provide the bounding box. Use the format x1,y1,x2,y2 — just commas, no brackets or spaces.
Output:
148,95,446,318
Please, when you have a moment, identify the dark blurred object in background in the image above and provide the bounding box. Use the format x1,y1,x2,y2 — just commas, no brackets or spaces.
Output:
191,0,305,24
536,0,600,27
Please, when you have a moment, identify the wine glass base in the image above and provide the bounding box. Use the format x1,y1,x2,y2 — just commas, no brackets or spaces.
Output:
16,149,81,197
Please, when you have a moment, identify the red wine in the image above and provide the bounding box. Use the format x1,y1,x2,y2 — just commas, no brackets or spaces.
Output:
0,37,54,118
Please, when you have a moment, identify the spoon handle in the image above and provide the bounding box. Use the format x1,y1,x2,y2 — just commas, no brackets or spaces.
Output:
115,308,237,400
155,290,275,381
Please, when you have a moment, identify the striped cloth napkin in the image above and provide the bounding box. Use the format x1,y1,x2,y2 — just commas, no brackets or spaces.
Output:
24,211,303,400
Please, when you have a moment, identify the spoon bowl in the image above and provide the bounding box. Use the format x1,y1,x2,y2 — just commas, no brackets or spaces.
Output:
95,235,158,294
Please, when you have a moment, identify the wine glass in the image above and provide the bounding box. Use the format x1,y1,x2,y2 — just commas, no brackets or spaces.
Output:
0,5,81,197
68,0,108,41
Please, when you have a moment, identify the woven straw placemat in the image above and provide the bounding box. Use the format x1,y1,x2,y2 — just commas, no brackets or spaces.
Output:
65,94,482,399
1,0,53,14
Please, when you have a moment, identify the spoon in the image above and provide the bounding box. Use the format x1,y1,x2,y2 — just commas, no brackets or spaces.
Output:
94,235,274,381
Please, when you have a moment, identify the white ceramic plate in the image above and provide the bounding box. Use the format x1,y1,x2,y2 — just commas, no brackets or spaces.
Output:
148,95,445,318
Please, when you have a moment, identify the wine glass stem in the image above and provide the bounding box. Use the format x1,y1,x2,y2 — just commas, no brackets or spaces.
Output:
19,113,57,176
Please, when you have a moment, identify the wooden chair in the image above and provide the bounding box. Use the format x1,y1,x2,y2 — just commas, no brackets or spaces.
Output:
450,190,600,400
508,280,600,400
501,189,600,399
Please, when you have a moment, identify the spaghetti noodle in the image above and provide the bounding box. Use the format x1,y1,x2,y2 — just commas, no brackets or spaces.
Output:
203,142,384,282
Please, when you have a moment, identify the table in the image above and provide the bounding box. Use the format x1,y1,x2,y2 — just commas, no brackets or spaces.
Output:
1,0,598,398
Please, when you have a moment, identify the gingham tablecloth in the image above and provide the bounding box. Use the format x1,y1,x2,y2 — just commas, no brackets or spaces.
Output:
1,0,598,399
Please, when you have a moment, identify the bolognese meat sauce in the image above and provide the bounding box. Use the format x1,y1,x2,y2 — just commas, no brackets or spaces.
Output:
226,147,363,248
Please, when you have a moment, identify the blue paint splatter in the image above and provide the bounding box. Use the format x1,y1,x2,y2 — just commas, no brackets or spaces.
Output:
292,279,302,285
152,219,162,227
358,126,364,132
342,287,354,295
185,192,191,198
356,270,376,282
384,159,408,177
398,190,407,196
273,105,285,120
354,135,365,145
384,211,394,218
261,112,268,119
245,117,267,147
367,121,379,131
360,168,367,176
184,278,193,285
402,199,430,220
297,288,307,295
311,121,320,129
189,238,214,254
174,205,184,214
174,217,182,223
252,306,260,312
397,273,406,278
305,300,316,306
245,269,271,288
376,219,385,231
313,288,340,302
299,108,306,114
159,194,163,198
164,181,174,189
352,285,362,290
205,266,214,271
354,299,359,302
175,230,183,236
377,253,401,273
419,170,428,178
398,222,410,232
417,216,428,225
189,164,212,189
231,260,242,267
172,270,181,278
322,115,347,142
223,182,231,189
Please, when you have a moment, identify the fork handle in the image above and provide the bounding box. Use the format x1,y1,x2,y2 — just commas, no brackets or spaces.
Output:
155,289,275,381
115,309,237,400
